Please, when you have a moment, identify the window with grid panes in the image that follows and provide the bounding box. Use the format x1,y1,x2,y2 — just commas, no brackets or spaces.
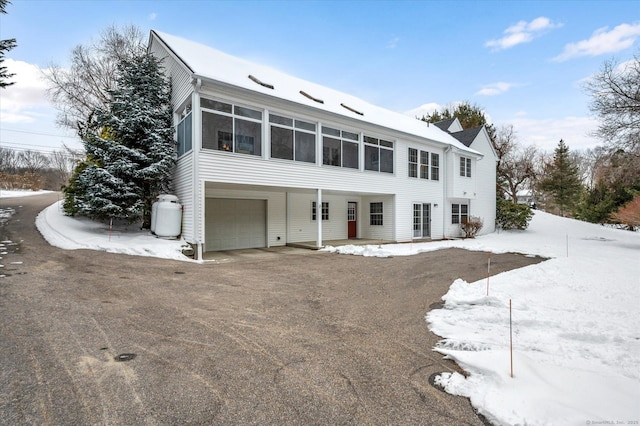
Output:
370,202,383,225
408,148,418,177
201,99,262,156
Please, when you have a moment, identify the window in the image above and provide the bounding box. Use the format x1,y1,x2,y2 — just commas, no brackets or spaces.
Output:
176,111,192,157
370,202,383,226
460,156,472,177
431,153,440,181
364,136,394,173
452,203,469,224
409,149,434,180
322,126,359,169
201,99,262,156
420,151,429,179
413,203,431,238
408,148,418,178
312,201,329,221
270,114,316,163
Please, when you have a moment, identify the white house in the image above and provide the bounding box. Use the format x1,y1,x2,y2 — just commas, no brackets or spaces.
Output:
148,31,497,259
433,118,498,237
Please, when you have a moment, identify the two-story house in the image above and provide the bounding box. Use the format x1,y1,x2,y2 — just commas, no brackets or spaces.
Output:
148,31,497,259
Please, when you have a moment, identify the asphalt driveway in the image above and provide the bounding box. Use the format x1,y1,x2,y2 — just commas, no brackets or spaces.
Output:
0,193,542,425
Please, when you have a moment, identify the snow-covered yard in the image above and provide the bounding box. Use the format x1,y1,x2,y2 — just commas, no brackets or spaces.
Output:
35,200,192,261
10,190,640,425
326,212,640,425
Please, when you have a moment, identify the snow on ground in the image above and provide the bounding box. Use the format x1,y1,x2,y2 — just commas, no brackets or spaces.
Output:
12,190,640,423
325,212,640,426
0,189,53,198
35,201,193,261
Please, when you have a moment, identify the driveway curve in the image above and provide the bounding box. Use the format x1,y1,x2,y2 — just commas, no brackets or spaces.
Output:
0,193,542,425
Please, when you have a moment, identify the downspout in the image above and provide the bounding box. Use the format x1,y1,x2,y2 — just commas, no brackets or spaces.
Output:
443,146,451,239
193,78,203,259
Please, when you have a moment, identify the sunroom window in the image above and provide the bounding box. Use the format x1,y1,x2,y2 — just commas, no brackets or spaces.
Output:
270,114,316,163
176,111,192,157
321,126,359,169
201,99,262,156
364,136,394,173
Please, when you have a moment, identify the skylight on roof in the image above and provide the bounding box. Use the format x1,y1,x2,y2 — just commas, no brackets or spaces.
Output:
340,103,364,116
248,75,274,89
299,90,324,104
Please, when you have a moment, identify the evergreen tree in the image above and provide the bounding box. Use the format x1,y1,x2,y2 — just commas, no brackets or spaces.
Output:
68,52,175,227
0,0,17,89
539,140,583,216
421,101,496,142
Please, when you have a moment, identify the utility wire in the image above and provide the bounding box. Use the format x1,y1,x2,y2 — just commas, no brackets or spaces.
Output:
0,128,80,139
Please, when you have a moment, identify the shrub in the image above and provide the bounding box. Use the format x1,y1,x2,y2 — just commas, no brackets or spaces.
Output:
461,216,483,238
496,197,533,230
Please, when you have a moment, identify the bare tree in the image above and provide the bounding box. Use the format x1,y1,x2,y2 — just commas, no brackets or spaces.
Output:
49,150,74,185
17,150,50,174
494,125,538,202
0,146,19,174
584,53,640,153
43,24,145,130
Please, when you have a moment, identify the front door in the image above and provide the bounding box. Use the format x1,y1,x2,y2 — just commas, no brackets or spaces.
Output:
347,202,357,238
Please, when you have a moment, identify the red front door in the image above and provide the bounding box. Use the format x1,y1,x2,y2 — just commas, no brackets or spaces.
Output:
347,202,357,238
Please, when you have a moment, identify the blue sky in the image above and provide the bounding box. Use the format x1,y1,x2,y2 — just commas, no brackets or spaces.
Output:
1,0,639,155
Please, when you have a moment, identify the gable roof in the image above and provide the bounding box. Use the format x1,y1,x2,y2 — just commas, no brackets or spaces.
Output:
150,30,480,155
433,118,457,132
449,126,484,147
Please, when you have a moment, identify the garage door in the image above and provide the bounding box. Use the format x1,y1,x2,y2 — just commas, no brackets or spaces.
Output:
205,198,267,251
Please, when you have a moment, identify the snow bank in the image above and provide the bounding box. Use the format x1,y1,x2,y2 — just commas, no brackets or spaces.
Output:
35,201,193,262
0,189,53,198
330,211,640,425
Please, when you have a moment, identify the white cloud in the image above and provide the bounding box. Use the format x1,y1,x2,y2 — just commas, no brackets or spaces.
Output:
486,16,562,51
504,116,600,151
149,12,157,21
476,81,517,96
404,102,442,119
404,101,493,125
0,59,52,123
554,23,640,61
386,36,400,49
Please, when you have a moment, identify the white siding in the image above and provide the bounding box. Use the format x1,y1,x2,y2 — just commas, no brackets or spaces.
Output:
172,152,194,242
287,193,354,242
469,137,497,235
361,195,395,241
149,39,193,110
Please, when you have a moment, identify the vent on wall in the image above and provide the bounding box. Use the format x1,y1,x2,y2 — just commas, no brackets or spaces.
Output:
299,90,324,104
340,103,364,116
248,74,274,89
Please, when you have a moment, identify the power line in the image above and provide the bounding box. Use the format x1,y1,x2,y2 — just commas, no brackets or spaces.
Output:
1,140,73,150
0,128,80,139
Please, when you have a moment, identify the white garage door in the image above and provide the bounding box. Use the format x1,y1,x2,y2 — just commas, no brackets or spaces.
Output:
205,198,267,251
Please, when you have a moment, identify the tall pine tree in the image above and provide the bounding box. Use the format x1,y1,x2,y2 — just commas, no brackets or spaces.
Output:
68,52,175,227
539,139,583,217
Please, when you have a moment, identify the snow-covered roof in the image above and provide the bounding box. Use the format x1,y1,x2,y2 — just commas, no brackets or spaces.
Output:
150,31,479,155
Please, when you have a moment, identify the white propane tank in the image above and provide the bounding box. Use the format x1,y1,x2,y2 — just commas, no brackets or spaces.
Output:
154,194,182,238
150,196,160,233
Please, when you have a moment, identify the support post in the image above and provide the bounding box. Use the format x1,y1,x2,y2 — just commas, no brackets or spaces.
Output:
316,188,323,249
